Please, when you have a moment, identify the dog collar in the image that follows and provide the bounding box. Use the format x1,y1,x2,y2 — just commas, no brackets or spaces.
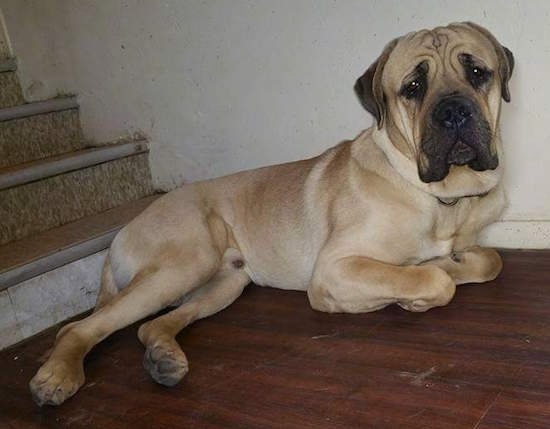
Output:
437,197,459,206
437,191,490,207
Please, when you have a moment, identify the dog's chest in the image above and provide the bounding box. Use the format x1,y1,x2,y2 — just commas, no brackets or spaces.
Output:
407,203,471,264
416,236,455,263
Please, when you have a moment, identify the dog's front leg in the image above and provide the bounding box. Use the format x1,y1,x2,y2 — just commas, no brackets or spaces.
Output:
420,246,502,285
308,251,456,313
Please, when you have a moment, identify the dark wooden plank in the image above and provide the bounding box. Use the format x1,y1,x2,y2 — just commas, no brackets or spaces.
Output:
0,250,549,428
476,389,550,429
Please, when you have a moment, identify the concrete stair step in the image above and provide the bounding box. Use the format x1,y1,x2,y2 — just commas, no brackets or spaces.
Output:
0,96,78,122
0,57,17,73
0,138,149,190
0,143,154,245
0,57,24,109
0,194,160,289
0,97,84,168
0,195,161,349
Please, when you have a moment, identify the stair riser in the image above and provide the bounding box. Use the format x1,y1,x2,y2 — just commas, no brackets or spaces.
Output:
0,71,24,109
0,109,84,168
0,250,104,350
0,154,154,245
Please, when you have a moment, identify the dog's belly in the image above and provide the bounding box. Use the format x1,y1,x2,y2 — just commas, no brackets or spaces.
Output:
234,229,320,291
240,248,314,291
244,265,310,291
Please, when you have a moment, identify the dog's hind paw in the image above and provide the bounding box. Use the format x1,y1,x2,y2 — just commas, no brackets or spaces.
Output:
29,360,84,406
143,343,189,387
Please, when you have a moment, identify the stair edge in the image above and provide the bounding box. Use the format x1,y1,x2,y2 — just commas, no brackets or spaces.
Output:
0,96,78,122
0,139,149,190
0,194,161,290
0,228,119,291
0,57,17,73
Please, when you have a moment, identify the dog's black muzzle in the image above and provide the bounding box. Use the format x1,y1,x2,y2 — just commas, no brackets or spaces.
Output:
419,95,497,183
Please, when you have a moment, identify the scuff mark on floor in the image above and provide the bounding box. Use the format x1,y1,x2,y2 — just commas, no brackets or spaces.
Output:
406,408,426,420
63,409,92,427
399,366,437,386
311,332,339,340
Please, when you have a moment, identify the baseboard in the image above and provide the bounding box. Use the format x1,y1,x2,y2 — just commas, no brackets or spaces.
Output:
479,221,550,249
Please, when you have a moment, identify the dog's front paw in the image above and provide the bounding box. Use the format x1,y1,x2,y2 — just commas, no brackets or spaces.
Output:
398,267,456,312
29,359,85,406
143,342,189,387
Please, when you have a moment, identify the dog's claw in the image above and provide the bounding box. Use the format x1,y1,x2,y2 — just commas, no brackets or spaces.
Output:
143,345,189,386
398,299,431,312
29,360,84,406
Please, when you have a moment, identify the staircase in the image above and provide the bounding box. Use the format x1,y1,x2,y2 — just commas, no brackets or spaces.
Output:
0,57,160,349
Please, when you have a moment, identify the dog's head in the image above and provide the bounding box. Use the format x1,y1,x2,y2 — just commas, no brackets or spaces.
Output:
355,22,514,198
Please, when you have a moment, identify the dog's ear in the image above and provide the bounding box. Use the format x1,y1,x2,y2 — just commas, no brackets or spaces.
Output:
500,45,515,102
354,38,399,129
462,22,515,102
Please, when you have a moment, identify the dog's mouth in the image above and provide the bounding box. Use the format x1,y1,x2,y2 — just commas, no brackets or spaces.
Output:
419,134,497,183
418,105,498,183
446,140,476,166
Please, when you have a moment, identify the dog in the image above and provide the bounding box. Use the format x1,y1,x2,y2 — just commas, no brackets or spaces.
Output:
30,22,513,406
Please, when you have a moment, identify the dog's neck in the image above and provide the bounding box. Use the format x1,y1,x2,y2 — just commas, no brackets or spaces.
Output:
367,127,503,200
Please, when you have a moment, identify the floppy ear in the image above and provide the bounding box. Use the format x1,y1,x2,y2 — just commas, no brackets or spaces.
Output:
354,39,399,129
462,22,515,102
500,45,515,101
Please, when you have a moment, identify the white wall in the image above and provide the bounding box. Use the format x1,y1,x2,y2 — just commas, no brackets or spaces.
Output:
2,1,549,248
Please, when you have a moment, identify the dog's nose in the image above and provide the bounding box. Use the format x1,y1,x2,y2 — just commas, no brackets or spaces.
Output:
432,96,474,129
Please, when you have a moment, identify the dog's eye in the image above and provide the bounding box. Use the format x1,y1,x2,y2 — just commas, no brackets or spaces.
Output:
459,54,492,89
400,61,428,101
406,81,421,96
466,65,492,88
401,77,426,100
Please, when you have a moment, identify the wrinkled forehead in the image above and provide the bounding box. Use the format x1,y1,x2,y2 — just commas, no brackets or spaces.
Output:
383,24,499,84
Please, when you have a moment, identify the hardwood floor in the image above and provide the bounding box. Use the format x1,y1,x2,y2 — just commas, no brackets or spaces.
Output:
1,250,550,428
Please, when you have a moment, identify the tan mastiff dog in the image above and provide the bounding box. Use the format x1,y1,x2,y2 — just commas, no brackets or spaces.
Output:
30,22,513,406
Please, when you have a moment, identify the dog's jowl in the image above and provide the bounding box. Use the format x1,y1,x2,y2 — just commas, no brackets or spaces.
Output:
30,22,513,406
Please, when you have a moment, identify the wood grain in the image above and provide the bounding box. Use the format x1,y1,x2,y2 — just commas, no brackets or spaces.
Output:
1,250,549,428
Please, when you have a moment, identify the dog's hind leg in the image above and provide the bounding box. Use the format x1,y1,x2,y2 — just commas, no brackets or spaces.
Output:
138,248,250,386
94,252,119,311
36,251,121,369
29,244,221,406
